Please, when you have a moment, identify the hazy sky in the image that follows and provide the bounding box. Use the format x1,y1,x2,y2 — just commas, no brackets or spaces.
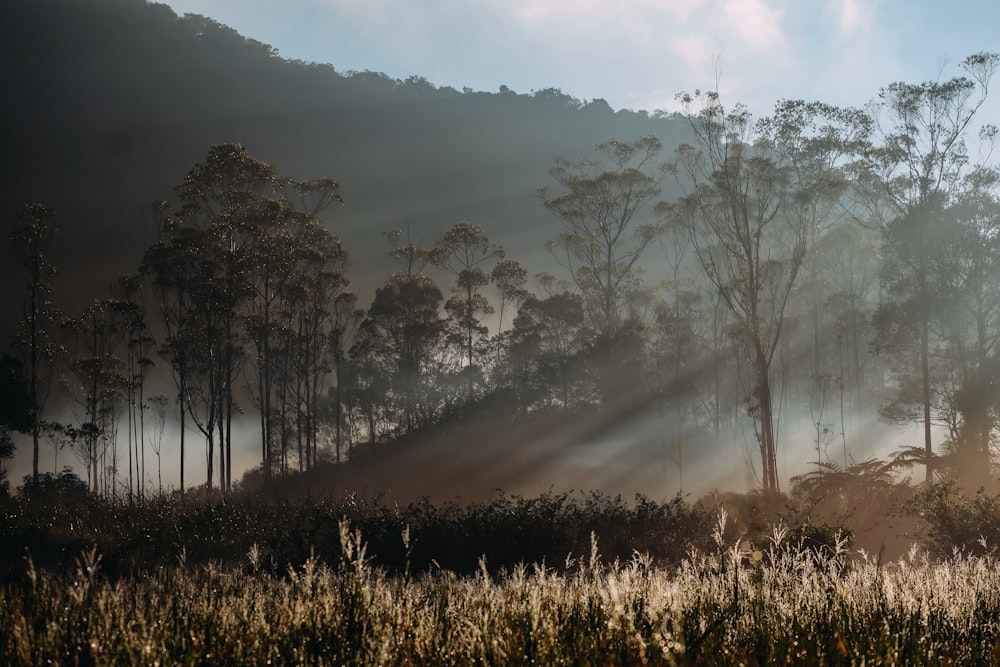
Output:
159,0,1000,117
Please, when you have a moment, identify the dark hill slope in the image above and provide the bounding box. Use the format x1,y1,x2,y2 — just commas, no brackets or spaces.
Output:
1,0,691,319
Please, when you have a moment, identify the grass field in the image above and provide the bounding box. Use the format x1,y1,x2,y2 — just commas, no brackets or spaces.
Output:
4,511,1000,666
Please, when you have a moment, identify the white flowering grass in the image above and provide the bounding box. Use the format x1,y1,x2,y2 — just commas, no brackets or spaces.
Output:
4,519,1000,665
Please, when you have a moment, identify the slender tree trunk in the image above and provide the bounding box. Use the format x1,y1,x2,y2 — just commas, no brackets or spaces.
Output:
756,343,779,492
179,370,186,495
921,312,933,483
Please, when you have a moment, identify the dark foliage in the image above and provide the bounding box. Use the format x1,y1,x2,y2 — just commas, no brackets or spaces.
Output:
0,490,712,580
0,355,32,433
907,481,1000,558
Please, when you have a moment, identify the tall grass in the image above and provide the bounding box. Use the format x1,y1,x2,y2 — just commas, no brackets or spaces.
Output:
4,516,1000,665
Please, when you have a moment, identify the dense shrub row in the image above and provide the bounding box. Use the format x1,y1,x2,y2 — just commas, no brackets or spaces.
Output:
0,481,714,578
7,468,1000,583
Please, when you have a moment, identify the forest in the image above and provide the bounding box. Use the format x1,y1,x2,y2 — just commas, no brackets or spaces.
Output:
6,52,1000,502
8,0,1000,662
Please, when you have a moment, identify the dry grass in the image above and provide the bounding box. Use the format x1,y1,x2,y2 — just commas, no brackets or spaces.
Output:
4,515,1000,665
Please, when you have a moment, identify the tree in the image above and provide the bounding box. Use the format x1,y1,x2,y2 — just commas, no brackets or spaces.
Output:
540,137,667,405
431,221,503,399
143,143,346,488
61,299,127,496
325,291,363,463
934,167,1000,482
858,52,1000,481
10,203,60,484
110,274,154,500
489,257,530,390
361,272,447,434
354,228,449,436
540,136,667,340
671,92,813,492
141,207,204,494
508,291,592,412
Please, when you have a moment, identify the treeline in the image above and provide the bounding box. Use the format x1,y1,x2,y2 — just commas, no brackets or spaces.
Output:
6,53,1000,501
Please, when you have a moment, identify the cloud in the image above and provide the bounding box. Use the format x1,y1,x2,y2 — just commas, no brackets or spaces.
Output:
831,0,872,38
723,0,786,51
820,0,879,48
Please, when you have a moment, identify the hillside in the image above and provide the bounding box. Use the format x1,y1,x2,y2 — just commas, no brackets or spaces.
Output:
0,0,692,318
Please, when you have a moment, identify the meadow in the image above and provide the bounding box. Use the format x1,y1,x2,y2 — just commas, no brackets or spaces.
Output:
4,480,1000,665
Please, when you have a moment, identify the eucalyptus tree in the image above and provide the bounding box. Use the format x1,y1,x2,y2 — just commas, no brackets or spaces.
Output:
361,271,447,434
670,93,816,492
61,299,127,496
934,167,1000,480
756,101,872,385
10,203,60,483
110,274,153,500
489,257,530,392
540,136,667,403
857,52,1000,481
270,215,349,473
541,137,667,337
491,258,530,340
140,207,205,494
326,291,363,463
431,221,503,399
144,144,346,488
354,228,449,434
508,291,592,412
173,143,276,490
293,223,349,470
345,321,394,453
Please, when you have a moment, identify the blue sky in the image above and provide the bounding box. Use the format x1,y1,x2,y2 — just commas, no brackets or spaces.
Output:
159,0,1000,119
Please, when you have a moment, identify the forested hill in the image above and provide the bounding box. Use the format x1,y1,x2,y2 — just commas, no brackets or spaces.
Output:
0,0,691,311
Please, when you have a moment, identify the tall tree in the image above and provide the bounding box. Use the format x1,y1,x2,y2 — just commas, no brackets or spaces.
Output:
144,143,346,488
110,274,153,500
141,208,204,494
432,221,503,399
540,137,667,405
325,291,362,463
936,167,1000,482
61,299,127,495
858,52,1000,481
361,272,446,434
671,92,813,491
541,137,667,339
10,203,60,484
508,291,592,412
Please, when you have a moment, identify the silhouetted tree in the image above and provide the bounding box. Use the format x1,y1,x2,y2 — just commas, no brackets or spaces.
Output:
141,204,204,494
541,137,667,340
363,272,447,434
61,299,127,495
110,274,153,500
143,144,346,487
432,221,503,399
509,291,592,412
10,203,60,484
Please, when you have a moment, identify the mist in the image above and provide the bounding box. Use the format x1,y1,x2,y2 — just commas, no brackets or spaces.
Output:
3,0,999,516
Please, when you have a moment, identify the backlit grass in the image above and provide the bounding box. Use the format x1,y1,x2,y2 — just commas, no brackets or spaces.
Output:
4,514,1000,665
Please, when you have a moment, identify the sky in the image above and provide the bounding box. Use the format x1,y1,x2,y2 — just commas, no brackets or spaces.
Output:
158,0,1000,119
